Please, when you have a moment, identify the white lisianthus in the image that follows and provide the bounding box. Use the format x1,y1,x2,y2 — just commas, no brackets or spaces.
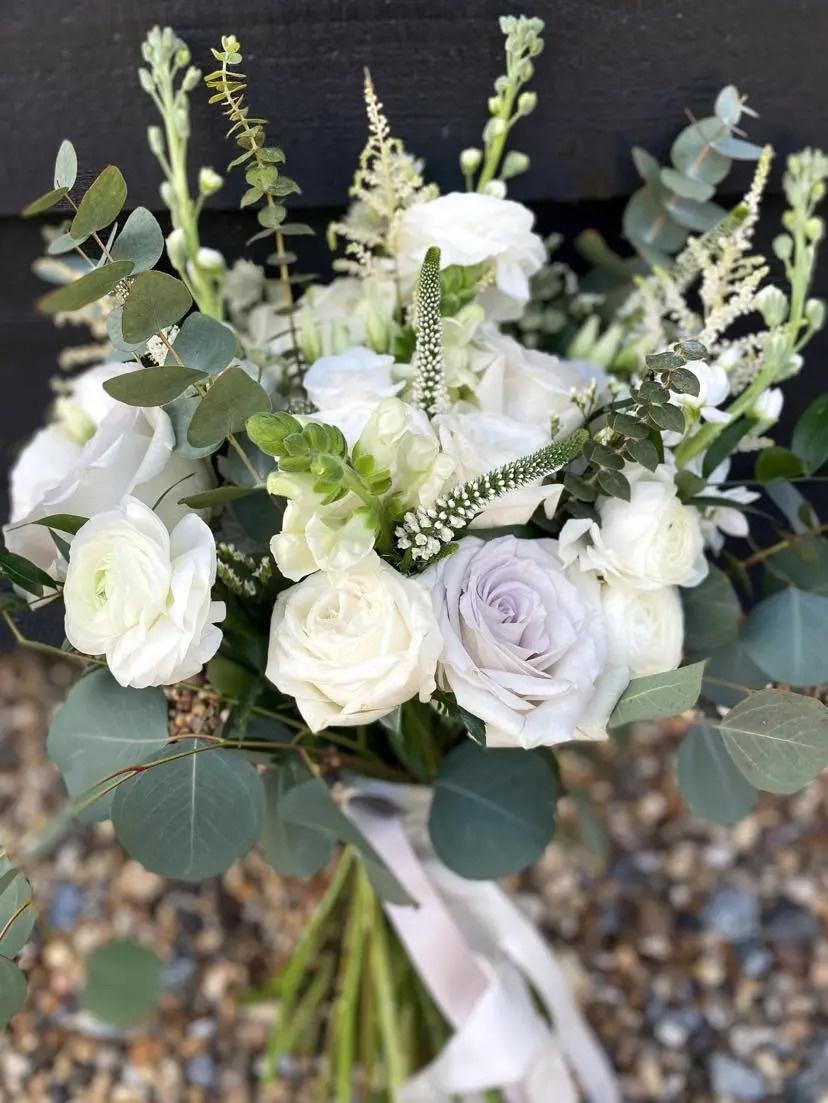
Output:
267,472,377,582
602,583,684,677
304,346,403,446
5,362,214,575
63,497,225,689
266,553,441,731
396,192,545,321
691,458,759,555
424,535,629,749
434,410,563,528
357,398,455,509
559,464,708,591
750,386,784,431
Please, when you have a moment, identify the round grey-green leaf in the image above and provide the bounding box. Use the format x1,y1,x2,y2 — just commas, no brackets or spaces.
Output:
112,739,265,880
121,270,193,344
166,312,237,375
429,743,557,879
102,365,207,407
0,958,27,1029
0,857,35,958
682,565,742,652
742,587,828,687
47,668,169,822
54,138,78,189
609,662,705,728
163,395,222,460
70,165,127,240
81,939,162,1026
38,260,134,316
676,723,757,825
262,761,335,877
111,207,164,273
187,367,271,447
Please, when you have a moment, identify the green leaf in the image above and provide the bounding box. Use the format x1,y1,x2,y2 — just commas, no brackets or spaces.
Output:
681,565,742,652
669,367,701,396
70,165,127,239
166,312,237,375
609,661,705,728
702,416,753,477
178,485,258,509
47,668,169,822
671,122,731,185
755,446,805,483
0,958,27,1030
112,739,264,880
187,367,271,448
625,438,659,471
676,723,757,825
742,587,828,687
106,305,146,354
716,688,828,794
110,207,164,273
647,403,686,433
102,365,206,407
30,514,88,535
38,260,134,315
0,548,58,597
121,270,193,343
280,779,412,904
22,186,69,218
700,642,768,708
596,469,631,501
262,761,335,877
54,138,78,189
766,536,828,594
428,742,557,880
0,856,35,958
791,393,828,474
163,395,223,460
81,940,162,1026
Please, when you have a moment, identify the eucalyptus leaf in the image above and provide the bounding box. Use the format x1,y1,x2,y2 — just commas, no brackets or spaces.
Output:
700,642,768,708
262,761,335,877
47,231,86,256
102,366,206,407
121,270,193,344
47,668,169,822
82,940,162,1026
681,565,742,652
166,312,237,375
187,367,271,448
106,305,147,355
717,689,828,794
429,742,557,879
791,393,828,474
0,958,27,1030
670,121,731,185
38,260,134,316
609,662,705,728
111,207,164,273
743,587,828,687
22,186,69,218
0,856,35,958
660,167,714,202
766,536,828,594
164,395,222,460
54,138,78,189
112,739,264,880
755,446,805,482
676,723,757,825
70,165,127,239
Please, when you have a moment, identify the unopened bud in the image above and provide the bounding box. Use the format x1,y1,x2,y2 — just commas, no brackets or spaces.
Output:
754,285,788,327
460,147,482,175
165,228,187,270
198,167,223,196
517,91,537,116
195,246,225,273
772,234,793,262
501,150,530,179
805,297,826,330
182,65,201,93
147,125,165,157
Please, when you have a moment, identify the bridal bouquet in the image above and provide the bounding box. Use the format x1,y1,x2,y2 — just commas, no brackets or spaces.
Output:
2,15,828,1100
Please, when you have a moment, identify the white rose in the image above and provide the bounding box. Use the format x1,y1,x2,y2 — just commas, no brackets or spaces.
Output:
559,464,708,591
5,363,214,575
424,535,629,749
303,346,403,446
396,193,545,321
63,497,225,689
266,553,441,731
474,327,605,436
434,410,562,528
357,398,455,508
602,584,683,677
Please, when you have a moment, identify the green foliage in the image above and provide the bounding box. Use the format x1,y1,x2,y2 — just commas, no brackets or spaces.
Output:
676,723,757,825
701,642,768,708
0,548,58,597
0,959,27,1030
791,393,828,474
0,857,35,958
755,446,804,483
165,312,237,375
38,260,133,315
681,565,742,652
717,689,828,794
609,662,705,728
429,742,557,879
742,587,828,687
30,514,88,536
21,186,69,218
112,739,265,880
766,535,828,594
47,669,169,822
187,366,271,448
624,86,761,266
163,395,222,459
103,365,206,407
53,138,77,190
82,940,162,1026
179,485,258,509
120,270,193,343
110,207,164,273
262,761,335,877
70,165,127,240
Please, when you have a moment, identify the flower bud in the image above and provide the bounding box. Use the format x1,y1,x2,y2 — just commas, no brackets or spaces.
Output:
460,147,483,175
517,91,538,116
138,68,155,95
165,227,187,271
805,297,826,330
159,181,175,210
182,65,201,93
147,125,165,157
195,246,225,273
772,234,793,262
501,150,530,179
754,284,788,327
482,179,507,199
750,387,783,428
487,95,501,116
198,167,224,196
806,216,823,242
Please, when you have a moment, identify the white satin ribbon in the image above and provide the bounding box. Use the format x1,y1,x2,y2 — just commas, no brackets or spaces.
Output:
344,780,620,1103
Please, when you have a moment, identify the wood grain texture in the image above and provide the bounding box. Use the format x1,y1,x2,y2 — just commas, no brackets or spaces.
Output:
2,0,828,215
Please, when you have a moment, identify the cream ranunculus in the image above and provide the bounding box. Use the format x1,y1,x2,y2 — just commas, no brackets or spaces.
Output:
559,464,709,591
424,535,628,749
303,345,403,446
63,497,225,689
602,583,684,677
396,193,545,321
5,362,214,575
266,553,441,731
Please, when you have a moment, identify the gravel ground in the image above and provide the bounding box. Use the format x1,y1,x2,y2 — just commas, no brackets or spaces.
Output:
0,652,827,1103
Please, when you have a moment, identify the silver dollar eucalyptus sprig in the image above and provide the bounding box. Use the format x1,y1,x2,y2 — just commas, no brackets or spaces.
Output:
410,246,450,417
397,429,588,565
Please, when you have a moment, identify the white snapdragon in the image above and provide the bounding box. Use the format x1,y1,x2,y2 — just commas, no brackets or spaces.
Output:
266,553,441,731
559,464,708,590
63,497,224,689
396,192,545,321
357,398,455,509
